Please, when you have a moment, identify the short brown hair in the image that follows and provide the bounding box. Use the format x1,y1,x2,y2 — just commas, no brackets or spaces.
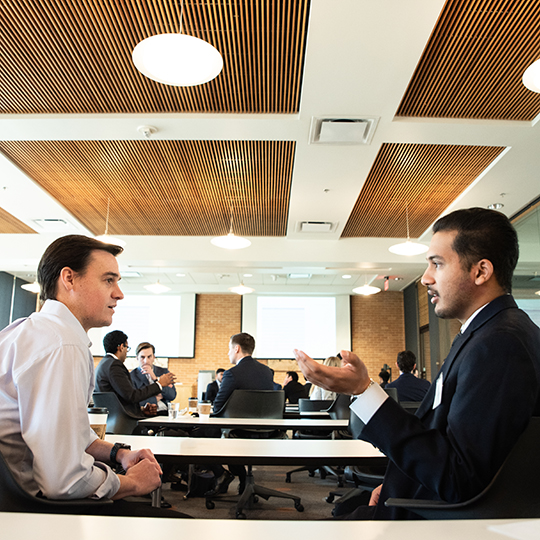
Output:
38,235,123,302
230,332,255,355
136,342,155,355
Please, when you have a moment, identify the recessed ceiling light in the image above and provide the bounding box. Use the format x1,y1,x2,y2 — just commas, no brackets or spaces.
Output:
487,203,504,210
288,273,311,279
243,273,253,277
176,273,186,277
342,274,352,279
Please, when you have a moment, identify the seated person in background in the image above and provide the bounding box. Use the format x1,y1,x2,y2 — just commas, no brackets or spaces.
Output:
210,332,275,495
130,341,177,415
283,371,308,404
310,356,342,400
205,368,225,404
95,331,175,419
378,369,390,388
270,368,282,390
385,350,430,402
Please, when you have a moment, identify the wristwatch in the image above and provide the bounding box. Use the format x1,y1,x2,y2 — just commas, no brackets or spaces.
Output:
110,442,131,464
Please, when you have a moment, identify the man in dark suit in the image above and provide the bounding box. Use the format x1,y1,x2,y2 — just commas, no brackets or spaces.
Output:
95,331,175,419
295,207,540,520
385,350,430,402
205,368,225,404
210,332,274,494
283,371,309,403
130,342,177,415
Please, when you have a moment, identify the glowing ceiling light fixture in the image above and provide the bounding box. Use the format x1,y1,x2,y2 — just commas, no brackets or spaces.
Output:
523,59,540,93
388,204,428,256
95,198,127,248
211,199,251,250
352,284,381,296
132,0,223,87
229,282,255,295
21,281,40,294
144,281,171,294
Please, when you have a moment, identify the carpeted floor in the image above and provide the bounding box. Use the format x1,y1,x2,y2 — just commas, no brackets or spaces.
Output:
158,466,353,520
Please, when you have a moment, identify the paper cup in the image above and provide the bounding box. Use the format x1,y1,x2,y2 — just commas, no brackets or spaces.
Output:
88,407,108,439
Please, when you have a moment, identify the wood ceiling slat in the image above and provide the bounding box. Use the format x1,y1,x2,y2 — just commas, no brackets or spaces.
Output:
0,140,294,237
341,143,506,238
0,207,37,235
0,1,310,114
397,0,540,120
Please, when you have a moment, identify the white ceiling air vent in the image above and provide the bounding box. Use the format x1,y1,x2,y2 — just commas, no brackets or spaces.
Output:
309,116,379,145
32,218,74,232
299,221,335,233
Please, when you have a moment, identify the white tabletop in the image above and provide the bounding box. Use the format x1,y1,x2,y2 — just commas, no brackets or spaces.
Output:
104,434,387,466
138,415,348,430
2,512,538,540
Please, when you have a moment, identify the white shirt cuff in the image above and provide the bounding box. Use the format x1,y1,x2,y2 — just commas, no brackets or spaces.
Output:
155,380,162,390
349,382,388,424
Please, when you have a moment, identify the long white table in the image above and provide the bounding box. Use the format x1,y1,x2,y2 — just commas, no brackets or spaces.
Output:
2,512,539,540
105,434,387,467
138,415,348,431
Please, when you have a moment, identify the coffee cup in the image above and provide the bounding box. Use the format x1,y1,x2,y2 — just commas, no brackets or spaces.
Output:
88,407,108,439
188,397,198,412
198,401,211,420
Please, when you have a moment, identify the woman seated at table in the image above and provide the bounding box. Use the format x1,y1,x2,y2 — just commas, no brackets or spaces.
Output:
309,356,342,400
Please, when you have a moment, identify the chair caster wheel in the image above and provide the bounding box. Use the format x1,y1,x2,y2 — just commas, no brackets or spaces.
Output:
308,471,315,477
295,502,304,512
326,495,335,503
337,481,343,488
205,500,215,510
285,475,291,483
320,471,327,479
236,511,246,519
253,495,259,503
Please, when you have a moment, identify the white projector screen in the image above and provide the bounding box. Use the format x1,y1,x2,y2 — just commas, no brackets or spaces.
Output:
89,293,196,358
242,295,351,359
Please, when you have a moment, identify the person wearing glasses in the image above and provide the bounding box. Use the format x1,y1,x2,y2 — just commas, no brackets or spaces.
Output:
95,330,174,418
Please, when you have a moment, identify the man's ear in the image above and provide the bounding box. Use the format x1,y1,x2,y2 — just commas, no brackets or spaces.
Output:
473,259,494,286
57,267,76,293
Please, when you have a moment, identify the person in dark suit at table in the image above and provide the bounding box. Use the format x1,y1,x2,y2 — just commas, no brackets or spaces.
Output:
294,207,540,520
95,331,175,419
130,342,177,415
378,369,390,388
209,332,274,495
385,350,430,402
205,368,225,404
283,371,308,404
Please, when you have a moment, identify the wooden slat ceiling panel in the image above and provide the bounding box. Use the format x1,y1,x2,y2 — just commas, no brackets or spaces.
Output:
0,140,294,236
397,0,540,120
0,0,310,114
0,207,36,234
341,143,506,238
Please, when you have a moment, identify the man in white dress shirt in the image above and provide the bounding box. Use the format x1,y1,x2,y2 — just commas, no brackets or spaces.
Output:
0,234,188,517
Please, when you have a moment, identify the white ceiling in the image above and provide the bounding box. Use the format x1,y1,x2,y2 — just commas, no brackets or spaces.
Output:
1,0,539,296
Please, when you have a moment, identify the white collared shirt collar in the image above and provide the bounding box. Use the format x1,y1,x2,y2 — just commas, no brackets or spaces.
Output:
460,302,489,334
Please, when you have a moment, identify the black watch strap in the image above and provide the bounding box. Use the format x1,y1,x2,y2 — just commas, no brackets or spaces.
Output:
110,442,131,464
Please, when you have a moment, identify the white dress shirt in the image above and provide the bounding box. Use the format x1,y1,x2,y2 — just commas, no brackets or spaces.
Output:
0,300,120,499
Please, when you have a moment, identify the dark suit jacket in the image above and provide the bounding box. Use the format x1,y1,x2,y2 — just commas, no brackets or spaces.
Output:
130,365,177,407
213,356,274,413
205,380,220,403
95,354,161,418
284,380,308,404
386,372,431,402
360,295,540,520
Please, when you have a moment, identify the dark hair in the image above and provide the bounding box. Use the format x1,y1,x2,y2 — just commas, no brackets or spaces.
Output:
378,369,390,383
216,368,226,375
230,332,255,355
433,208,518,293
396,350,416,373
37,235,123,302
103,330,128,354
136,342,155,355
286,371,299,382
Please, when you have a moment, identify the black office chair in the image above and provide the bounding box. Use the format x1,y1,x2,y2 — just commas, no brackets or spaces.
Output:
207,389,304,518
400,401,423,414
286,398,340,484
0,447,112,514
385,416,540,519
92,392,139,435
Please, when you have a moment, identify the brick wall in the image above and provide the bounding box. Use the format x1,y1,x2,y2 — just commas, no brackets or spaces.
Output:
351,292,405,381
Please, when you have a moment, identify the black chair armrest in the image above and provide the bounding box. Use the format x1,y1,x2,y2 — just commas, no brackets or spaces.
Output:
385,497,459,509
37,496,114,508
